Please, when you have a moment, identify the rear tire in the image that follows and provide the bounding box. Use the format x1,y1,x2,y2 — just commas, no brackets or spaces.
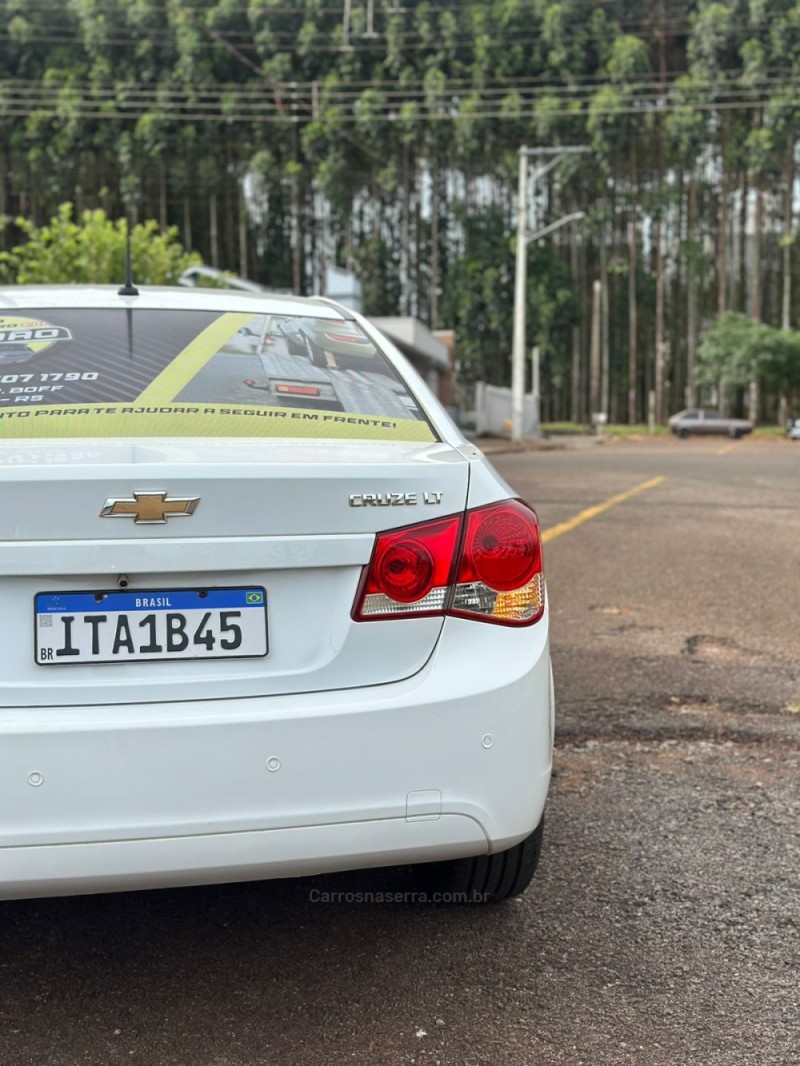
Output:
729,428,743,439
678,428,689,439
417,818,544,904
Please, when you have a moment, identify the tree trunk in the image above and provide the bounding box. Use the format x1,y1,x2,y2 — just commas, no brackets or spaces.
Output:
750,186,762,321
717,167,727,315
209,195,219,268
782,141,793,331
654,0,667,424
400,144,411,316
779,141,794,426
654,217,666,424
628,209,638,424
292,172,302,295
570,218,581,424
183,196,192,251
600,216,610,417
687,175,698,408
431,160,440,329
738,169,748,312
225,170,236,271
158,161,167,230
671,169,685,411
748,184,763,424
0,149,6,250
414,175,422,319
239,195,248,279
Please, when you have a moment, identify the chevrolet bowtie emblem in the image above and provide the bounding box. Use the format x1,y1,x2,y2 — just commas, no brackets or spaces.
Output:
100,492,200,524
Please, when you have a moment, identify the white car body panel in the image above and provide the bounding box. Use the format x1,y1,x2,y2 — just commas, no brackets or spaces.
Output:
1,618,552,899
0,286,553,900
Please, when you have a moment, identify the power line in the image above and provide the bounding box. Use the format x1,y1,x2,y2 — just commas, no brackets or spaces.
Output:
0,99,782,123
2,66,797,91
5,15,800,54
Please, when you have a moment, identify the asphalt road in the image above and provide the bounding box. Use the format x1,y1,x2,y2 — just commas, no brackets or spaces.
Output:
1,437,798,1066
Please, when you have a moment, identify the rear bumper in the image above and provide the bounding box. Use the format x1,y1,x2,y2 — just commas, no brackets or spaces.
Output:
1,615,553,899
1,817,490,900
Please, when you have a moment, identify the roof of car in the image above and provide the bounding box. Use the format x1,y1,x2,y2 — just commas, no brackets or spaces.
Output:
0,285,350,319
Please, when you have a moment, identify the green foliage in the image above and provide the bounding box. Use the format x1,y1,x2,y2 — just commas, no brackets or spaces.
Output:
697,312,800,389
527,243,578,388
0,204,201,285
441,207,577,388
441,208,514,385
697,312,763,387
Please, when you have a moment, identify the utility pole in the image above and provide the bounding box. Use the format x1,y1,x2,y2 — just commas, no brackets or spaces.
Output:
511,149,529,444
590,279,601,418
365,0,377,36
511,145,589,442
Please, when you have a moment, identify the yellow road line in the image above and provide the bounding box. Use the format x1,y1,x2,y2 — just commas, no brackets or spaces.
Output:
541,476,666,545
135,312,256,404
717,443,736,455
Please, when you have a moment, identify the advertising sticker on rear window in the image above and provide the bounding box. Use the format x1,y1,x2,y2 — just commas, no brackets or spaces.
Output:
0,309,435,442
0,316,72,360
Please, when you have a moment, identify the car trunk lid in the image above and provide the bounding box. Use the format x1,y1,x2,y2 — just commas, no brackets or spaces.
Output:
0,438,469,707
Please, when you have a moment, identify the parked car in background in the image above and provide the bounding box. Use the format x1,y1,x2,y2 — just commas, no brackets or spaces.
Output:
668,408,753,439
786,418,800,440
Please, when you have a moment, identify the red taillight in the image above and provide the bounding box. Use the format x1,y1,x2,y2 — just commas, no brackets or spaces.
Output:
353,501,545,626
459,502,540,591
451,500,544,625
354,516,461,619
376,540,434,602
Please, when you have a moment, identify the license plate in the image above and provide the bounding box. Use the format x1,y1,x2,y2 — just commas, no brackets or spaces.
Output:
34,587,268,665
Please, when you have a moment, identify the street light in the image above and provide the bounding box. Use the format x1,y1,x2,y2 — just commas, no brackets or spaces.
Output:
511,145,589,443
527,212,585,244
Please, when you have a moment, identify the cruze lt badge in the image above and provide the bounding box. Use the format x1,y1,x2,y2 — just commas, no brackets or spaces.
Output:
100,492,201,524
349,491,443,507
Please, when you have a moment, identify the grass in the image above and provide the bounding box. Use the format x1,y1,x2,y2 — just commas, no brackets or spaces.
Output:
542,421,789,440
542,422,669,438
751,425,788,437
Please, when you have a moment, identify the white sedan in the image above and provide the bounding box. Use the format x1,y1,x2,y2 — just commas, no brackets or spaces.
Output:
0,287,553,903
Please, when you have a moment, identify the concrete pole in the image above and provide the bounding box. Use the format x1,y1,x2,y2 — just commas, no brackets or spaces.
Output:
601,271,610,417
511,147,528,442
589,279,601,418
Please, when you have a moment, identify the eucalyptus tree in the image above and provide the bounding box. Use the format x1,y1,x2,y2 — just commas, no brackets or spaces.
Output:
587,32,652,422
666,73,714,408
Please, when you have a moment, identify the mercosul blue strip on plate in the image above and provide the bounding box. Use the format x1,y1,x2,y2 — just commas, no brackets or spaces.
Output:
36,588,266,614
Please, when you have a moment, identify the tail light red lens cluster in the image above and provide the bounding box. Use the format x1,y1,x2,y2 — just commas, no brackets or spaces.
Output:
353,499,545,626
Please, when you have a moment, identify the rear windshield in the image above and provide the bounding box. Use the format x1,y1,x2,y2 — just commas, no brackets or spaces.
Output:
0,308,435,443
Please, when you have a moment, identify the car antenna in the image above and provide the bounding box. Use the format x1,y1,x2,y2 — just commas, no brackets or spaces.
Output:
118,215,139,297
